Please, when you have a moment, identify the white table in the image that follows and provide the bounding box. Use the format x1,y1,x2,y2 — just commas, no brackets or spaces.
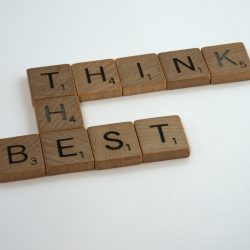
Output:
0,1,250,249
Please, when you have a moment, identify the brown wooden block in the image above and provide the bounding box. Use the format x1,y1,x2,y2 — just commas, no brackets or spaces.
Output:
201,42,250,84
158,48,210,89
27,64,77,105
134,116,190,163
40,128,94,176
0,134,45,182
35,95,84,133
115,53,166,95
72,59,122,101
88,122,142,170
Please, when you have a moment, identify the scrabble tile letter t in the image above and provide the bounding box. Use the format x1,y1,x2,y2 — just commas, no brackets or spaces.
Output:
27,64,77,105
135,116,190,162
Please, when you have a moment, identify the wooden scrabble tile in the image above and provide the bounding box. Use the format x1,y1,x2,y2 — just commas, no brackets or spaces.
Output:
40,128,94,176
72,59,122,101
134,116,190,162
0,134,45,182
115,53,166,95
88,122,142,170
201,42,250,84
27,64,77,105
35,95,84,133
158,48,210,89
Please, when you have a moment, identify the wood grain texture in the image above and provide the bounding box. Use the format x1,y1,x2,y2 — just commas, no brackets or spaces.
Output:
134,116,190,162
201,42,250,84
35,95,84,133
88,122,142,170
40,128,94,176
158,48,210,89
116,53,166,95
0,134,45,182
72,59,122,101
27,64,77,105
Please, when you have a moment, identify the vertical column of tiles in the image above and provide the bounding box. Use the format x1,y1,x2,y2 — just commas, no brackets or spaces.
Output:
27,64,86,178
0,134,45,182
159,48,210,89
201,42,250,84
116,53,166,95
134,116,190,162
40,128,94,176
88,122,142,170
72,59,122,101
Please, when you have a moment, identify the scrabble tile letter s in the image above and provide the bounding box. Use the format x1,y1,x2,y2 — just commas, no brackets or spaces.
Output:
88,122,142,169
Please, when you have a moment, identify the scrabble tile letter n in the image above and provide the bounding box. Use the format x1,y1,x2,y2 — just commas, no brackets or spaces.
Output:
72,59,122,101
88,122,142,170
135,116,190,162
0,135,45,182
201,42,250,84
158,48,210,89
35,95,84,133
40,128,94,175
27,64,77,105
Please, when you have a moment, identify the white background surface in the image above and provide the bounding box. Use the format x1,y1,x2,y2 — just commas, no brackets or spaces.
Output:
0,0,250,249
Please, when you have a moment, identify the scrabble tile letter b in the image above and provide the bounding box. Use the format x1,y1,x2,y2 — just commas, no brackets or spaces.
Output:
88,122,142,170
201,42,250,84
35,95,84,133
0,134,45,182
135,116,190,163
27,64,77,105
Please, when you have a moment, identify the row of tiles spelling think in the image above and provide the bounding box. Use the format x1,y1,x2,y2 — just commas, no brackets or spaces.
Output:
27,42,250,103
